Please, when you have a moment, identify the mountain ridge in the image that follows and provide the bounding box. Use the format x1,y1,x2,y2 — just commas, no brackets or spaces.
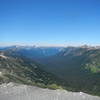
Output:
0,51,64,89
0,46,100,96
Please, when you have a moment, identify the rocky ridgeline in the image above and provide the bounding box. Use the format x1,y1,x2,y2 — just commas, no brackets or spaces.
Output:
0,83,100,100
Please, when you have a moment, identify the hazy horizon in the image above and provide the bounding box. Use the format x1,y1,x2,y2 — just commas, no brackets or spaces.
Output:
0,42,100,47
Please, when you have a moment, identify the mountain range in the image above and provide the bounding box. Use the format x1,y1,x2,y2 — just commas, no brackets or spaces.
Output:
0,45,100,96
0,48,63,89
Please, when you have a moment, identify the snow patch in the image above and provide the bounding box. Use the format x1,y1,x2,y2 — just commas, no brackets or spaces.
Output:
0,54,8,59
0,72,2,76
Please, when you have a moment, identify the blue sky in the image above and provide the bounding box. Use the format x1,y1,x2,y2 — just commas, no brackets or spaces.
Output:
0,0,100,46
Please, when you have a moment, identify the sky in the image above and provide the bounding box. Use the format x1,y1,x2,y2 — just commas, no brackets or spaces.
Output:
0,0,100,46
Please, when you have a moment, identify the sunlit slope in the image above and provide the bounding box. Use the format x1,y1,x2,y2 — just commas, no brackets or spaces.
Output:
0,51,63,89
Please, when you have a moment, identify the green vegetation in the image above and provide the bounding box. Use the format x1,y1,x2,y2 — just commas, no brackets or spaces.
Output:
47,84,63,90
40,47,100,96
0,51,64,91
1,47,100,96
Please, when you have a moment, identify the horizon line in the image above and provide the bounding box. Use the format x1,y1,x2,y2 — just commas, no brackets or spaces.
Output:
0,42,100,47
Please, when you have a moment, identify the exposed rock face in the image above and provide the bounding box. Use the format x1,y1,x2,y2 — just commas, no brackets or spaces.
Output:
0,83,100,100
0,54,8,59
